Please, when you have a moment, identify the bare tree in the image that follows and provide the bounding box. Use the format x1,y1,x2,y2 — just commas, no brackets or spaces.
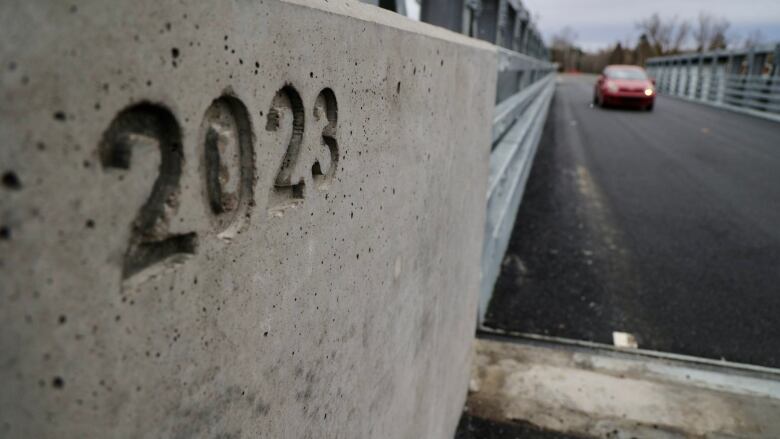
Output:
551,26,577,50
670,19,691,53
637,13,691,54
708,18,730,50
693,12,730,52
743,29,765,49
608,42,625,65
693,13,713,52
550,27,580,71
636,13,669,54
634,34,654,65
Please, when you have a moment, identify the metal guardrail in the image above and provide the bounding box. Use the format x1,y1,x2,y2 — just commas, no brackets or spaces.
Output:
646,43,780,122
461,0,548,60
416,0,548,60
479,51,555,325
478,65,555,326
415,0,555,325
373,0,555,324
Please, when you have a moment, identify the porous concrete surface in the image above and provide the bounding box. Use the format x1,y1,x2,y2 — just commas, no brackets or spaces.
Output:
467,339,780,439
0,1,496,438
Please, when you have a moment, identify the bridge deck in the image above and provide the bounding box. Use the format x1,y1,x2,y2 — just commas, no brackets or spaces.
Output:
459,337,780,439
484,74,780,368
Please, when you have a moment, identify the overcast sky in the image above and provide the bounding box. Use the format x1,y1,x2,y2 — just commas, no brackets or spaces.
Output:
522,0,780,51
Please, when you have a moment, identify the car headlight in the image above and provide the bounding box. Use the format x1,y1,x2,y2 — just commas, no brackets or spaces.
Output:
644,88,654,96
606,81,619,93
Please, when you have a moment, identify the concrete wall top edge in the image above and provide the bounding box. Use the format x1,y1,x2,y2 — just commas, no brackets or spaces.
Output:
284,0,499,54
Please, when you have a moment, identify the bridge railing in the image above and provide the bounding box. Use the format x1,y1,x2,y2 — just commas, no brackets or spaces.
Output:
427,0,556,325
646,43,780,122
417,0,555,325
480,49,554,325
419,0,549,60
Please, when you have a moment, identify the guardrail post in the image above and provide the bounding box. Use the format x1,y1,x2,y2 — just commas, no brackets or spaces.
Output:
510,9,521,51
420,0,465,32
676,59,685,96
716,54,726,104
700,54,709,101
692,54,702,99
686,58,694,98
461,0,482,37
774,43,780,77
746,47,758,76
729,52,743,75
472,0,500,43
512,8,528,53
519,18,530,54
708,53,718,102
496,0,511,49
660,61,670,93
677,59,684,96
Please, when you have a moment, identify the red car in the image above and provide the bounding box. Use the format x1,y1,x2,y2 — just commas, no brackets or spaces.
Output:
593,65,656,111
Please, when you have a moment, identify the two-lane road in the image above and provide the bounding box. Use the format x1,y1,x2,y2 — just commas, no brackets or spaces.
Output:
486,74,780,367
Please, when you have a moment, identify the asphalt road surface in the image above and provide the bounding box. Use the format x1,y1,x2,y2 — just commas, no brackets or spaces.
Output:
484,74,780,368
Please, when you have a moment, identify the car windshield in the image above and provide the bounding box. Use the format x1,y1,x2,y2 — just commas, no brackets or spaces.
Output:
605,68,647,80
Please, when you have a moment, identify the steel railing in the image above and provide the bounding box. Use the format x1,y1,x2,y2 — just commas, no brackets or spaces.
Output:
646,43,780,122
417,0,555,325
479,48,554,324
373,0,556,324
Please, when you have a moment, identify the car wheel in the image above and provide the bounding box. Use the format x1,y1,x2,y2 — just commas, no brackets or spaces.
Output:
593,93,599,106
646,103,654,111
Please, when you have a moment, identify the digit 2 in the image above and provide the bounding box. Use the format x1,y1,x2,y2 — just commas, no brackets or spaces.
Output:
99,103,197,278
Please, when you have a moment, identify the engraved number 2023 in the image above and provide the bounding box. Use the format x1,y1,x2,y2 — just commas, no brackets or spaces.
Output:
98,86,339,279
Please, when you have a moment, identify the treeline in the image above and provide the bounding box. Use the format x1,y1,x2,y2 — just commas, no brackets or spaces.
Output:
551,12,767,73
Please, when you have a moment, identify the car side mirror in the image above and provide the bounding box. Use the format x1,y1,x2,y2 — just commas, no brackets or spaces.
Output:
597,74,605,83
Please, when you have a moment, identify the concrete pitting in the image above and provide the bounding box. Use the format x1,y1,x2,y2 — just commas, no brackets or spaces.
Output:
0,1,496,437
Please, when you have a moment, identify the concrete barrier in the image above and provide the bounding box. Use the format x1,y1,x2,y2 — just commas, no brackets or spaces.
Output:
0,1,496,437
